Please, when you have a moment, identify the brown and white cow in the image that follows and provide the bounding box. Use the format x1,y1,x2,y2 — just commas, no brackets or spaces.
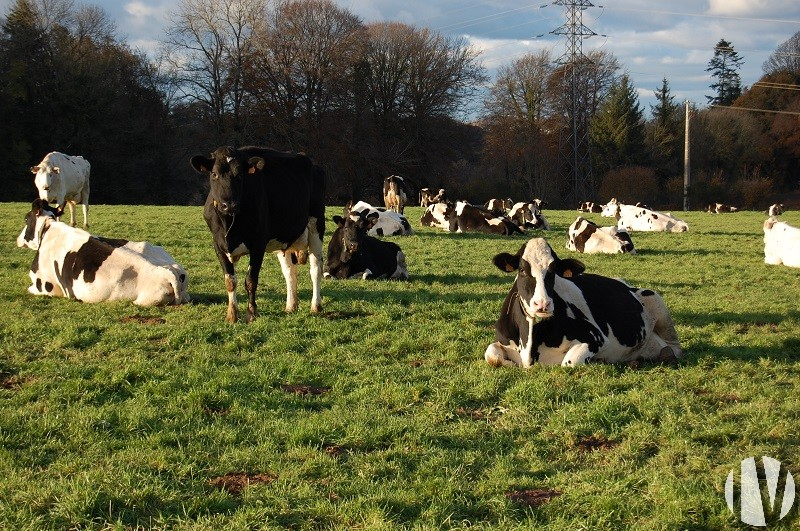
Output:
508,202,550,230
383,175,410,213
420,202,454,230
324,210,409,280
17,199,187,305
484,238,682,367
705,203,739,213
190,146,325,323
484,198,514,216
449,201,522,235
419,188,446,208
767,203,785,216
566,217,635,254
31,151,91,228
577,201,603,213
604,202,688,233
764,217,800,268
348,201,413,236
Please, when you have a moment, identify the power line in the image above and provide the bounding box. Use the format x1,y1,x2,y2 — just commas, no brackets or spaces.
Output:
711,104,800,116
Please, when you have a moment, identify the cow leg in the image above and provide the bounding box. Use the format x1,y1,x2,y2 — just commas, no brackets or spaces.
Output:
245,251,265,322
308,229,323,313
215,247,239,323
276,251,298,313
484,342,523,367
67,203,76,227
81,202,89,228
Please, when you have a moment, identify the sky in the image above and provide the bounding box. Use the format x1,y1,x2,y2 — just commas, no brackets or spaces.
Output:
2,0,799,117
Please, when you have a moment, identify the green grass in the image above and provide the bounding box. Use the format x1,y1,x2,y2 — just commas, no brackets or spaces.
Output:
1,202,799,530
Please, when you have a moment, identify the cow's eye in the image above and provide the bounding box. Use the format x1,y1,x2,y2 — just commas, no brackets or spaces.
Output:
519,269,527,277
211,172,218,180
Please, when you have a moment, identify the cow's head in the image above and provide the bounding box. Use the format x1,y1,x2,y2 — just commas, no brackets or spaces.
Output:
493,238,585,320
17,199,61,250
31,162,63,204
336,210,378,259
190,146,265,216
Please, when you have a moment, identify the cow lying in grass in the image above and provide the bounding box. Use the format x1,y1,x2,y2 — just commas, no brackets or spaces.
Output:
764,217,800,268
484,237,682,367
17,199,189,306
324,209,409,280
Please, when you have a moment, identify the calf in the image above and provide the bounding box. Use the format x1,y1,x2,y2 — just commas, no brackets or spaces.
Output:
567,217,635,254
764,217,800,268
508,202,550,230
605,202,689,232
484,238,682,367
383,175,410,213
17,200,187,306
449,201,522,235
348,201,413,236
31,151,91,227
324,210,408,280
190,146,325,323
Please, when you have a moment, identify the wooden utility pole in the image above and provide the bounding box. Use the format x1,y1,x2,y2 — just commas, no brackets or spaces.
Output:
684,100,691,211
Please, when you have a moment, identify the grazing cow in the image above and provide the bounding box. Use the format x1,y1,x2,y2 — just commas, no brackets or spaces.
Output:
767,203,785,216
420,202,454,230
31,152,91,228
17,199,187,305
508,202,551,230
383,175,410,213
324,210,409,280
763,217,800,268
484,198,514,216
449,201,522,235
190,146,325,323
483,238,682,367
567,217,635,254
348,201,413,236
577,201,603,213
419,188,447,207
604,202,689,233
705,203,739,213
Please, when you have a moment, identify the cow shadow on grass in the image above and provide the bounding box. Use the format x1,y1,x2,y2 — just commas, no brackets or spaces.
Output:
673,309,800,364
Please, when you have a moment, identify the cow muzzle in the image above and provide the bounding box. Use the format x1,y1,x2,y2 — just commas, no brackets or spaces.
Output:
519,296,552,322
214,199,238,215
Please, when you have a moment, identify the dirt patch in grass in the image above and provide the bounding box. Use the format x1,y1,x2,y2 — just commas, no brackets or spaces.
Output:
208,472,276,496
0,372,25,390
576,435,619,453
505,488,561,508
121,315,166,325
280,383,330,396
323,444,347,457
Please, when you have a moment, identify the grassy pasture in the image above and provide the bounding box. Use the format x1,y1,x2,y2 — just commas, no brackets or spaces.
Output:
1,202,799,530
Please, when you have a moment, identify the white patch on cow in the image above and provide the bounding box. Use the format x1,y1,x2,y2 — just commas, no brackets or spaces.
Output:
455,201,468,216
519,239,558,318
277,252,298,311
764,217,800,268
487,218,503,226
226,156,234,163
226,242,249,262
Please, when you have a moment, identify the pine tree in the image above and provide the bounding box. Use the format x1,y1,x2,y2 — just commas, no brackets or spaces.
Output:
648,77,682,179
590,74,647,177
706,39,744,106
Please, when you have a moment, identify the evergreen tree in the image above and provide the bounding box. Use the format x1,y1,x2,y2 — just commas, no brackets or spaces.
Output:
647,77,682,180
706,39,744,106
590,74,647,177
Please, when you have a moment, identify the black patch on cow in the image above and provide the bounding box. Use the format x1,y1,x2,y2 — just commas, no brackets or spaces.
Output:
640,289,655,296
30,253,40,274
572,221,597,252
376,227,385,236
62,238,116,283
651,213,658,219
45,281,54,293
94,236,129,248
35,278,42,292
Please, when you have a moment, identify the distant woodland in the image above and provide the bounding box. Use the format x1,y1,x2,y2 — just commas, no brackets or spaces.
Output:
2,0,799,209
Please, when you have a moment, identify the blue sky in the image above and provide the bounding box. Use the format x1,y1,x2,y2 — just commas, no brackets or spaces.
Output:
2,0,799,115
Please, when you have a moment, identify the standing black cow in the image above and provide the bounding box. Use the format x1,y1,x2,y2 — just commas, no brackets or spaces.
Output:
190,146,325,323
324,210,408,280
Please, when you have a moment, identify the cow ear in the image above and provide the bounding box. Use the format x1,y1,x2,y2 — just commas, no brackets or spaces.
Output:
554,258,585,278
332,215,345,226
493,252,520,273
52,167,60,174
30,166,40,174
248,157,265,173
190,156,212,173
344,200,354,212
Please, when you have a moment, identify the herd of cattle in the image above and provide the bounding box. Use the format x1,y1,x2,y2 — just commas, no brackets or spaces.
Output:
14,148,799,367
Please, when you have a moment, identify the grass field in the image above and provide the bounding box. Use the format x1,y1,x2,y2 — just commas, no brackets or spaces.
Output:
1,202,798,530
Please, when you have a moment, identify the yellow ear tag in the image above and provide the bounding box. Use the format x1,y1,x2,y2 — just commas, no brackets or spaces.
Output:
213,200,218,207
563,270,573,278
248,166,256,174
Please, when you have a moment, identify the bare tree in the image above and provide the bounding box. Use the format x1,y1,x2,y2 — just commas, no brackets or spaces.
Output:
763,30,800,75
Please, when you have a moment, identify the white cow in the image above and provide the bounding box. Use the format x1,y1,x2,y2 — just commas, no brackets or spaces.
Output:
348,201,413,236
605,202,688,233
764,217,800,268
17,200,188,306
31,151,91,228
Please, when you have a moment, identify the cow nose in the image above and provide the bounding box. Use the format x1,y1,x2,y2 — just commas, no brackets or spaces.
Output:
532,296,551,315
218,201,237,214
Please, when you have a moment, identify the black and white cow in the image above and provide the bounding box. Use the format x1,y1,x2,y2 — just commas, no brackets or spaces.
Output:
567,217,635,254
17,199,188,305
31,151,91,228
324,210,409,280
383,175,410,214
484,238,682,367
508,202,550,230
764,217,800,268
767,203,785,216
190,146,325,323
449,201,522,235
603,202,689,233
705,203,739,213
348,200,413,236
577,201,603,213
419,188,447,207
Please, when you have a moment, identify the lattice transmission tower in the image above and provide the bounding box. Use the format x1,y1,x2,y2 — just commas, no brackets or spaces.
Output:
551,0,597,205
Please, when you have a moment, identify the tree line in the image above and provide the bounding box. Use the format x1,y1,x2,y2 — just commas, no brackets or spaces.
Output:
2,0,798,209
